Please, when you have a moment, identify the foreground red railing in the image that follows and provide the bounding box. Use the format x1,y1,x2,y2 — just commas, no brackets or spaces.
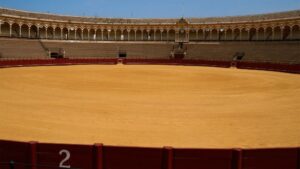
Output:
0,140,299,169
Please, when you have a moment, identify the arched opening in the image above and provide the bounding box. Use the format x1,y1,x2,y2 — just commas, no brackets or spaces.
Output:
233,28,240,40
39,27,46,39
265,27,272,40
154,30,160,41
54,27,61,39
210,29,218,40
204,29,210,40
249,28,256,41
240,28,248,40
291,25,300,40
161,30,167,41
142,30,148,40
82,28,88,40
62,28,68,40
102,29,108,41
21,24,29,38
47,27,54,39
68,28,76,40
11,23,19,37
273,26,281,40
225,29,233,41
219,29,225,40
189,29,197,41
95,29,101,41
89,29,96,40
1,22,10,36
75,28,82,40
115,30,122,41
135,30,142,41
30,25,38,38
282,26,291,40
129,30,135,41
197,29,204,41
257,27,265,41
110,30,116,41
148,30,155,41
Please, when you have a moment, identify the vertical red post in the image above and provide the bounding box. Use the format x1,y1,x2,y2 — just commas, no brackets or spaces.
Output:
94,144,103,169
235,149,242,169
29,141,37,169
164,146,173,169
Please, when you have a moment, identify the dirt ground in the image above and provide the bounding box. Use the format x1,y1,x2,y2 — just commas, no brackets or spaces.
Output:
0,65,299,148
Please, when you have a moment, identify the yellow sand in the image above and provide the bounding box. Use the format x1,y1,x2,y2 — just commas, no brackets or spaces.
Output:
0,65,299,148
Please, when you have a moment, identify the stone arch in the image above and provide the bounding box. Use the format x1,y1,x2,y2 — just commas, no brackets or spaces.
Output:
11,23,19,37
249,28,256,41
82,28,88,40
47,26,54,39
76,28,82,40
154,29,160,41
161,29,167,41
265,27,272,40
21,24,29,38
225,29,233,40
89,29,96,40
240,28,248,40
135,29,142,41
62,27,68,40
282,26,291,40
233,28,240,40
189,29,197,41
197,29,204,40
219,29,225,40
273,26,281,40
168,29,176,41
129,30,135,41
291,25,300,40
39,26,46,39
257,27,265,40
114,29,121,41
30,25,38,38
54,27,61,39
210,29,218,40
142,30,148,40
68,28,76,40
148,30,155,41
1,22,10,36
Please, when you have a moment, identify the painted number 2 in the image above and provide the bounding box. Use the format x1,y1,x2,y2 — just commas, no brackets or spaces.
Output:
59,149,71,168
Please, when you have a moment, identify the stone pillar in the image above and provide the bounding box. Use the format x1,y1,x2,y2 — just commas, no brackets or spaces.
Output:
37,26,40,38
9,23,12,37
0,21,2,35
87,29,90,40
160,30,163,41
127,30,130,41
108,30,110,41
239,29,242,41
60,28,63,40
154,30,156,41
114,30,117,41
280,27,284,40
167,30,169,41
101,30,104,41
134,30,137,41
19,24,22,37
53,27,56,39
256,29,259,40
45,27,48,39
203,30,206,40
28,26,31,38
75,29,77,40
272,28,274,40
147,30,150,40
81,30,84,40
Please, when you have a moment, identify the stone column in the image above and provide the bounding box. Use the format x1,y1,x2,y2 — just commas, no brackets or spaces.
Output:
167,30,169,41
53,27,56,39
272,28,274,40
37,26,40,39
87,29,90,40
19,24,22,37
154,30,156,41
60,28,63,40
114,30,117,41
9,23,12,37
75,29,77,40
101,30,104,41
81,30,84,40
127,30,130,41
134,29,137,41
239,29,242,41
160,30,163,41
256,29,259,40
28,25,31,38
280,27,284,40
0,21,2,35
45,27,48,39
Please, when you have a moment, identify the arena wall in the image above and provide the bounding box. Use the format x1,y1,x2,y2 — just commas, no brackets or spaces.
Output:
0,140,299,169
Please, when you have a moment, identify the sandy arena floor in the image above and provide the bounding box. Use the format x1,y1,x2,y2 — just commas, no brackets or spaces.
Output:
0,65,299,148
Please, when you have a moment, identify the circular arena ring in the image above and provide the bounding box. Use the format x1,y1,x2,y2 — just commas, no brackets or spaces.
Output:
0,60,300,169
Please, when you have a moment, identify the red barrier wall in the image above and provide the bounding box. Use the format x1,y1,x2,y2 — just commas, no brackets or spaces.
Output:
0,140,299,169
236,61,300,74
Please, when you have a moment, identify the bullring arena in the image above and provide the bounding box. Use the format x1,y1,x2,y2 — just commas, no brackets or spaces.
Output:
0,7,300,169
